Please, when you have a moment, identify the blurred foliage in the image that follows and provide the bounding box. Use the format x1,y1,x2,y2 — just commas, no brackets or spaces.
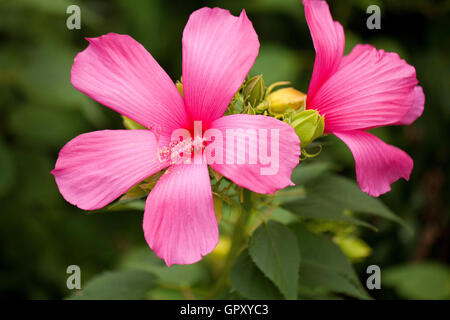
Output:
0,0,448,299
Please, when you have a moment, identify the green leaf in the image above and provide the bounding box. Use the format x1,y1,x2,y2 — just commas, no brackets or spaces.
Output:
383,262,450,300
279,172,407,230
106,199,146,211
249,221,300,299
147,287,189,300
268,207,299,225
120,248,210,287
290,162,333,185
230,249,283,300
69,270,156,300
290,223,371,300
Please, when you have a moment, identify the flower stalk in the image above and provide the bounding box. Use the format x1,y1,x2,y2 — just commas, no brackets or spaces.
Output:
211,188,253,296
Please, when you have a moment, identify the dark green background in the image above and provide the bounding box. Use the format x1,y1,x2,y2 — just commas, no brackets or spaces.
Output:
0,0,448,299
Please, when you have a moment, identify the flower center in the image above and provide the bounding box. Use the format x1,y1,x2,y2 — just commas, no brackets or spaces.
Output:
158,135,206,164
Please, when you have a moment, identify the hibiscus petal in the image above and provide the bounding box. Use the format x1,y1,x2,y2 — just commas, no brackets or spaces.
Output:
309,44,419,132
51,130,168,210
396,86,425,125
182,7,259,127
71,33,189,135
334,131,413,197
143,161,218,266
303,0,345,103
208,115,300,194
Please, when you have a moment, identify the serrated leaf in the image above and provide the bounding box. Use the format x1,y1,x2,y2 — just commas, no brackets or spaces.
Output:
290,223,370,300
120,248,210,287
279,172,406,230
69,270,156,300
383,262,450,300
230,249,283,300
268,207,299,225
290,162,333,185
248,221,300,299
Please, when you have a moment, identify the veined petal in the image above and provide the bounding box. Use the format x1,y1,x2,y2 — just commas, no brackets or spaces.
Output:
303,0,345,103
334,131,413,197
143,161,218,266
208,115,300,194
182,7,259,127
396,86,425,125
309,44,419,132
51,130,168,210
71,33,189,135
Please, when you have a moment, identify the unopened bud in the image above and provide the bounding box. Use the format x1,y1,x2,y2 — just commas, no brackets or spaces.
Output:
268,88,306,114
243,75,265,107
245,105,256,115
290,109,324,147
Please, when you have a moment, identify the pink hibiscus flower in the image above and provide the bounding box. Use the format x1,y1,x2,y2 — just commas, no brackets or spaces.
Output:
303,0,425,196
51,8,300,266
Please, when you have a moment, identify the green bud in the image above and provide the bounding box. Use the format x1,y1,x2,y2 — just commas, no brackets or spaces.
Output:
245,105,256,115
176,80,184,97
268,87,306,115
290,109,324,147
243,75,265,107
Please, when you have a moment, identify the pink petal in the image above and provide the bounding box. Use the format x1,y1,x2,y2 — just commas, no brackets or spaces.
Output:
208,115,300,194
71,33,189,136
182,7,259,127
303,0,345,103
51,130,168,210
334,131,413,197
396,86,425,125
143,161,218,266
309,44,419,132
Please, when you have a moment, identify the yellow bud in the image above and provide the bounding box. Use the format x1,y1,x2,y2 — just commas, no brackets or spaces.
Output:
210,236,231,259
290,109,324,147
334,236,372,262
268,87,306,114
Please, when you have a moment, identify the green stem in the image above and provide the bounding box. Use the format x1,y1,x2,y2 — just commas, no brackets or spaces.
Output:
210,188,253,297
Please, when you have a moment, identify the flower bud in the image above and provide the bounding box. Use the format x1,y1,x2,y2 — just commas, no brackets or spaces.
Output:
243,75,265,107
268,87,306,114
290,109,324,147
245,106,256,115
